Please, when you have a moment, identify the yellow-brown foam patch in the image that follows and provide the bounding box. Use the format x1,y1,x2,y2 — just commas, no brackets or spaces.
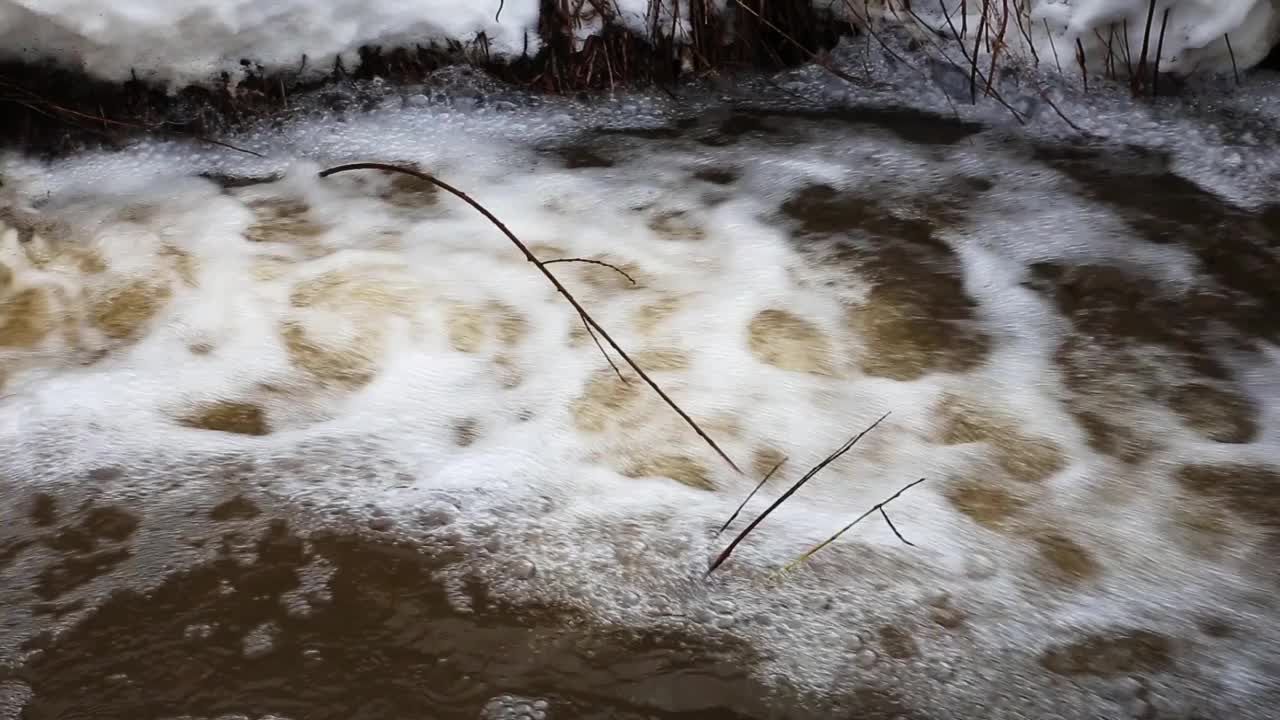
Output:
1027,262,1257,456
779,184,991,380
623,454,714,491
569,255,647,292
847,288,991,381
379,174,438,209
178,402,270,436
281,266,424,388
937,396,1065,483
752,446,787,480
0,287,52,347
571,368,643,433
159,245,199,287
1039,629,1175,677
1175,464,1279,532
89,280,172,341
648,210,706,241
446,302,528,354
244,198,328,243
877,624,920,659
280,321,378,389
452,418,480,447
1031,530,1101,586
944,477,1027,531
1166,383,1258,444
747,308,834,376
634,294,682,336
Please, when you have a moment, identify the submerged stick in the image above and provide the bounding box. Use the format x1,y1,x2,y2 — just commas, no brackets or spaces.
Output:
318,162,743,475
717,455,788,536
706,411,891,575
780,477,925,573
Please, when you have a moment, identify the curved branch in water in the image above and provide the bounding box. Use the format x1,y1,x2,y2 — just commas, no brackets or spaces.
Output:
317,161,743,476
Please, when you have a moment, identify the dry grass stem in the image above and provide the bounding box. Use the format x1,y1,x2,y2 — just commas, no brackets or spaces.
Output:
780,476,925,573
542,257,637,284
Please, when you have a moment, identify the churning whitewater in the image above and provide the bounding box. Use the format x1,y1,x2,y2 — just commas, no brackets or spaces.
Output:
2,51,1280,718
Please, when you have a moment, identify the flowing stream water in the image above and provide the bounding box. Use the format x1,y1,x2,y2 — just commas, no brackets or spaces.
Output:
1,44,1279,720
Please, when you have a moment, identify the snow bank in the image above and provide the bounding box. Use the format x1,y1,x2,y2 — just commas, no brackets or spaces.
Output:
0,0,1275,87
871,0,1280,77
0,0,541,87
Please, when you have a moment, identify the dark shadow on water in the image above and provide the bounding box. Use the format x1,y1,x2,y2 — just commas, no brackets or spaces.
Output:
7,520,774,720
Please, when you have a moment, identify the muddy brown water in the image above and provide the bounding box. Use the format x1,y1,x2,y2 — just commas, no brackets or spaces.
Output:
2,105,1279,719
4,511,766,720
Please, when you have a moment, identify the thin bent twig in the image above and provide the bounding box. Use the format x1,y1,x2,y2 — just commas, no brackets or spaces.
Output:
318,162,743,475
780,476,925,572
543,257,637,285
706,411,891,575
1225,34,1241,86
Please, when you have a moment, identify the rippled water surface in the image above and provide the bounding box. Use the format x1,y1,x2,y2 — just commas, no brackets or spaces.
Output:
1,52,1279,719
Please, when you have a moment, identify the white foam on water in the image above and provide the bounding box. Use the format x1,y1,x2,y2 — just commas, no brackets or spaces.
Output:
1,78,1279,716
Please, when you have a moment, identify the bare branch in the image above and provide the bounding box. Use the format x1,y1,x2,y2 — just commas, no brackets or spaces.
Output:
543,257,637,285
318,162,744,475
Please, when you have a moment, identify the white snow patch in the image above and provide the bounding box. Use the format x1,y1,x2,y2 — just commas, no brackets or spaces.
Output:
0,0,1275,87
0,0,541,87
